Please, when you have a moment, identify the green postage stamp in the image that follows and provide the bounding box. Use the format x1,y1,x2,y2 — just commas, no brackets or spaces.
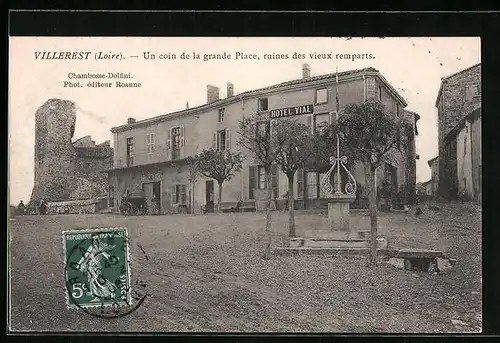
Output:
63,227,132,309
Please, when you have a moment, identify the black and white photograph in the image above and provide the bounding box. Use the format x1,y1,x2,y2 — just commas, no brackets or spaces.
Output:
8,36,482,333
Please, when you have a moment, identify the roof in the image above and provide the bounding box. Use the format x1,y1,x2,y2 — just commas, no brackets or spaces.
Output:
421,180,432,186
107,157,189,173
444,106,481,143
111,66,408,133
435,63,481,107
427,156,438,167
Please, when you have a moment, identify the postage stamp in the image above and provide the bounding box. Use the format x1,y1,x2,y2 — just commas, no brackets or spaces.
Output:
63,227,132,309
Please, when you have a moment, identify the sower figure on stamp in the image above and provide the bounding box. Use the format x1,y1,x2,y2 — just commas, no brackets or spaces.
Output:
77,236,117,299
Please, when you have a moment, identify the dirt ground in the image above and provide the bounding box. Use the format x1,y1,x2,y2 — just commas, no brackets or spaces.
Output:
9,201,481,333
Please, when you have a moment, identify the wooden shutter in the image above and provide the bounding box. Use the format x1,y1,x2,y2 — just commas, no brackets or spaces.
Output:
329,111,337,125
225,128,231,150
306,114,314,134
180,126,185,147
181,185,187,205
249,166,256,199
180,126,185,158
272,164,279,199
166,128,171,161
212,132,217,150
171,185,176,205
297,168,304,199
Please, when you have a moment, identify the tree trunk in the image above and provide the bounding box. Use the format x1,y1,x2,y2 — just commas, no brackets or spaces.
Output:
192,182,195,214
287,173,296,237
217,181,223,213
364,161,378,267
263,167,273,260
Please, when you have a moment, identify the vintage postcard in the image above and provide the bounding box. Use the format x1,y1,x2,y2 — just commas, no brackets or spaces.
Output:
8,36,481,333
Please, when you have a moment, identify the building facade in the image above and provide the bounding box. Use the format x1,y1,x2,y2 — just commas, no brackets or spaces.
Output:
435,63,481,197
443,106,481,201
108,65,419,214
30,99,113,208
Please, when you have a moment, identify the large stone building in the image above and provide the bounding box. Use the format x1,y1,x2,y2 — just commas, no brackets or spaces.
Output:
29,99,113,208
108,65,419,214
435,63,481,197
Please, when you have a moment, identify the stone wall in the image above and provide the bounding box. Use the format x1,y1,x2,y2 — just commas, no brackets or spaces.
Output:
47,199,105,214
437,64,481,196
29,99,113,206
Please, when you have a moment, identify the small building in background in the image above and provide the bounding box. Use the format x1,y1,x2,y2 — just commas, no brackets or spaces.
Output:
427,156,439,195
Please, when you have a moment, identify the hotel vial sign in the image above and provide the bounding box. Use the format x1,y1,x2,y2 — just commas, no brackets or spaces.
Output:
269,104,314,119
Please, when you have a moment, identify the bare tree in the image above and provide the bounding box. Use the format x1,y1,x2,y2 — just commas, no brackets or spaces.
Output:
195,148,242,213
312,100,404,266
237,113,283,259
273,118,312,237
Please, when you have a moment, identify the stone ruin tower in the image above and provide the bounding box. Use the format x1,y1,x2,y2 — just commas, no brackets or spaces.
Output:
29,99,113,207
30,99,78,204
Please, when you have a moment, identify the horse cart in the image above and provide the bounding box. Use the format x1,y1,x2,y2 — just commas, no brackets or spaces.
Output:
119,190,148,216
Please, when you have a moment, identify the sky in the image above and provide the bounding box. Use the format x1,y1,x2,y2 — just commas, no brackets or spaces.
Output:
8,37,481,205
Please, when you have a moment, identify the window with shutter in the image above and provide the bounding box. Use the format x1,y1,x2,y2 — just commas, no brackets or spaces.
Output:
216,129,227,151
272,164,279,199
171,127,181,160
249,166,256,199
212,132,217,149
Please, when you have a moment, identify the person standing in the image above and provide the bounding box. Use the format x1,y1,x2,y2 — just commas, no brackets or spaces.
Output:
151,194,159,215
17,200,26,215
39,198,47,215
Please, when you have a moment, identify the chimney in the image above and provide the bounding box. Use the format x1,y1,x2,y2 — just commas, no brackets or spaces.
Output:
302,63,311,79
226,82,234,98
207,85,220,103
127,117,136,124
186,101,189,109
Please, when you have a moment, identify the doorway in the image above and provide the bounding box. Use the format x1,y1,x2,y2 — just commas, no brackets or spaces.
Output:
205,180,214,213
143,181,161,214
